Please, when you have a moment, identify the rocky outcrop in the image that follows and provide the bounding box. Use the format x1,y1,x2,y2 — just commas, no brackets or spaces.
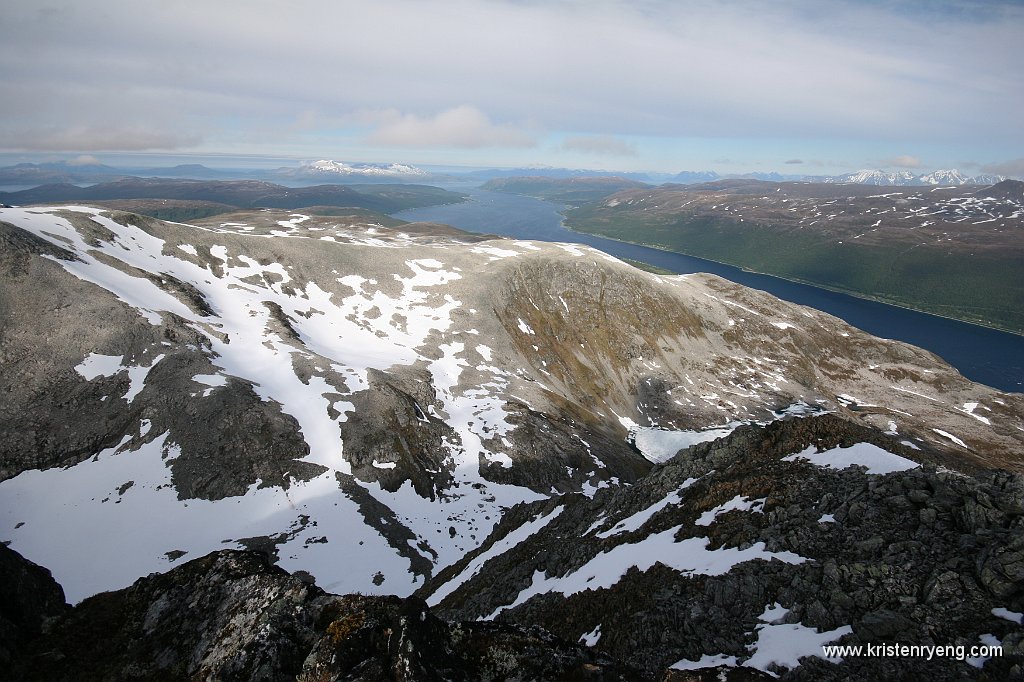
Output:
424,415,1024,680
4,547,646,682
0,544,68,669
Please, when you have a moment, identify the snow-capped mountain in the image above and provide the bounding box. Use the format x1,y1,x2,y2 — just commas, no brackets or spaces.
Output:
826,169,919,185
826,168,1005,186
299,159,429,178
670,170,721,184
1,205,1021,678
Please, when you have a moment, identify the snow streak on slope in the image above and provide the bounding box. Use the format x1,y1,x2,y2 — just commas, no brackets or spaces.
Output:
427,504,565,606
488,528,805,618
0,206,549,600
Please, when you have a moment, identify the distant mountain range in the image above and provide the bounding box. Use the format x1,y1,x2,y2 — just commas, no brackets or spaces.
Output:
285,159,429,178
0,177,466,213
666,168,1006,186
822,169,1006,186
268,159,459,184
0,159,1010,190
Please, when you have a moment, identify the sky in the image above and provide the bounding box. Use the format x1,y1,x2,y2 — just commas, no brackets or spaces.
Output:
1,0,1022,176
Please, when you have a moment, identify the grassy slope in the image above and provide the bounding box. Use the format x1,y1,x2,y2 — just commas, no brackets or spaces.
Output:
565,208,1024,334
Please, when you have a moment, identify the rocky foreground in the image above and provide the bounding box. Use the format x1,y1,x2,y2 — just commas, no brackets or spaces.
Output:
2,414,1022,680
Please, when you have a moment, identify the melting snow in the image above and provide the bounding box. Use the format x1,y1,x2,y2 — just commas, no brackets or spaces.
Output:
631,424,742,464
489,527,804,618
958,402,991,425
932,429,968,448
783,443,919,475
695,495,766,526
0,206,553,603
671,653,739,670
579,625,601,646
427,505,564,607
744,603,852,673
596,478,699,538
992,607,1023,624
516,318,535,335
74,353,125,380
0,434,412,603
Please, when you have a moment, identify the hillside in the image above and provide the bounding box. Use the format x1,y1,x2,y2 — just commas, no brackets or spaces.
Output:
0,205,1021,678
422,414,1024,679
0,177,466,214
564,180,1024,333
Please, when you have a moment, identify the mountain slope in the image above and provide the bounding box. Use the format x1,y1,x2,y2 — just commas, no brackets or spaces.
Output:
564,180,1024,332
0,205,1021,609
421,415,1023,679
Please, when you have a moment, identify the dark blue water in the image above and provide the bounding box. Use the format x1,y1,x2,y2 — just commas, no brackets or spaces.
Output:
395,188,1024,393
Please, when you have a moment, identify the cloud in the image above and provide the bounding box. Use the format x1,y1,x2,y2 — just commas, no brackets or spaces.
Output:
561,135,636,156
784,158,803,164
0,125,201,152
0,0,1022,164
364,106,535,149
980,158,1024,178
883,155,922,168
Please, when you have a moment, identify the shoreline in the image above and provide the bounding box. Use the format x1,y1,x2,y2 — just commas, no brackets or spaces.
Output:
557,217,1024,339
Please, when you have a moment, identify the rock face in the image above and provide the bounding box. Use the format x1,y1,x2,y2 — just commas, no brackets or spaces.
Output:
422,415,1024,680
0,544,68,669
3,547,646,682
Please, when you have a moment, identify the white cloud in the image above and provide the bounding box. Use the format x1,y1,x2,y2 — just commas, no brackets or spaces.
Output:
0,125,201,152
561,135,636,156
363,106,535,149
0,0,1021,161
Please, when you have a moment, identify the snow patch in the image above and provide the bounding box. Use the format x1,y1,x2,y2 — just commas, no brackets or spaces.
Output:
695,495,766,526
489,528,805,618
783,443,918,475
932,429,968,448
631,424,742,464
75,353,124,380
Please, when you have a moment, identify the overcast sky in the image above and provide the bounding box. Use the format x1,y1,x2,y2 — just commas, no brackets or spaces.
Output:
2,0,1022,175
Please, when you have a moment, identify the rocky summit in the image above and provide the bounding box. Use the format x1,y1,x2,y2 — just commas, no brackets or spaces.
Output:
1,205,1022,679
